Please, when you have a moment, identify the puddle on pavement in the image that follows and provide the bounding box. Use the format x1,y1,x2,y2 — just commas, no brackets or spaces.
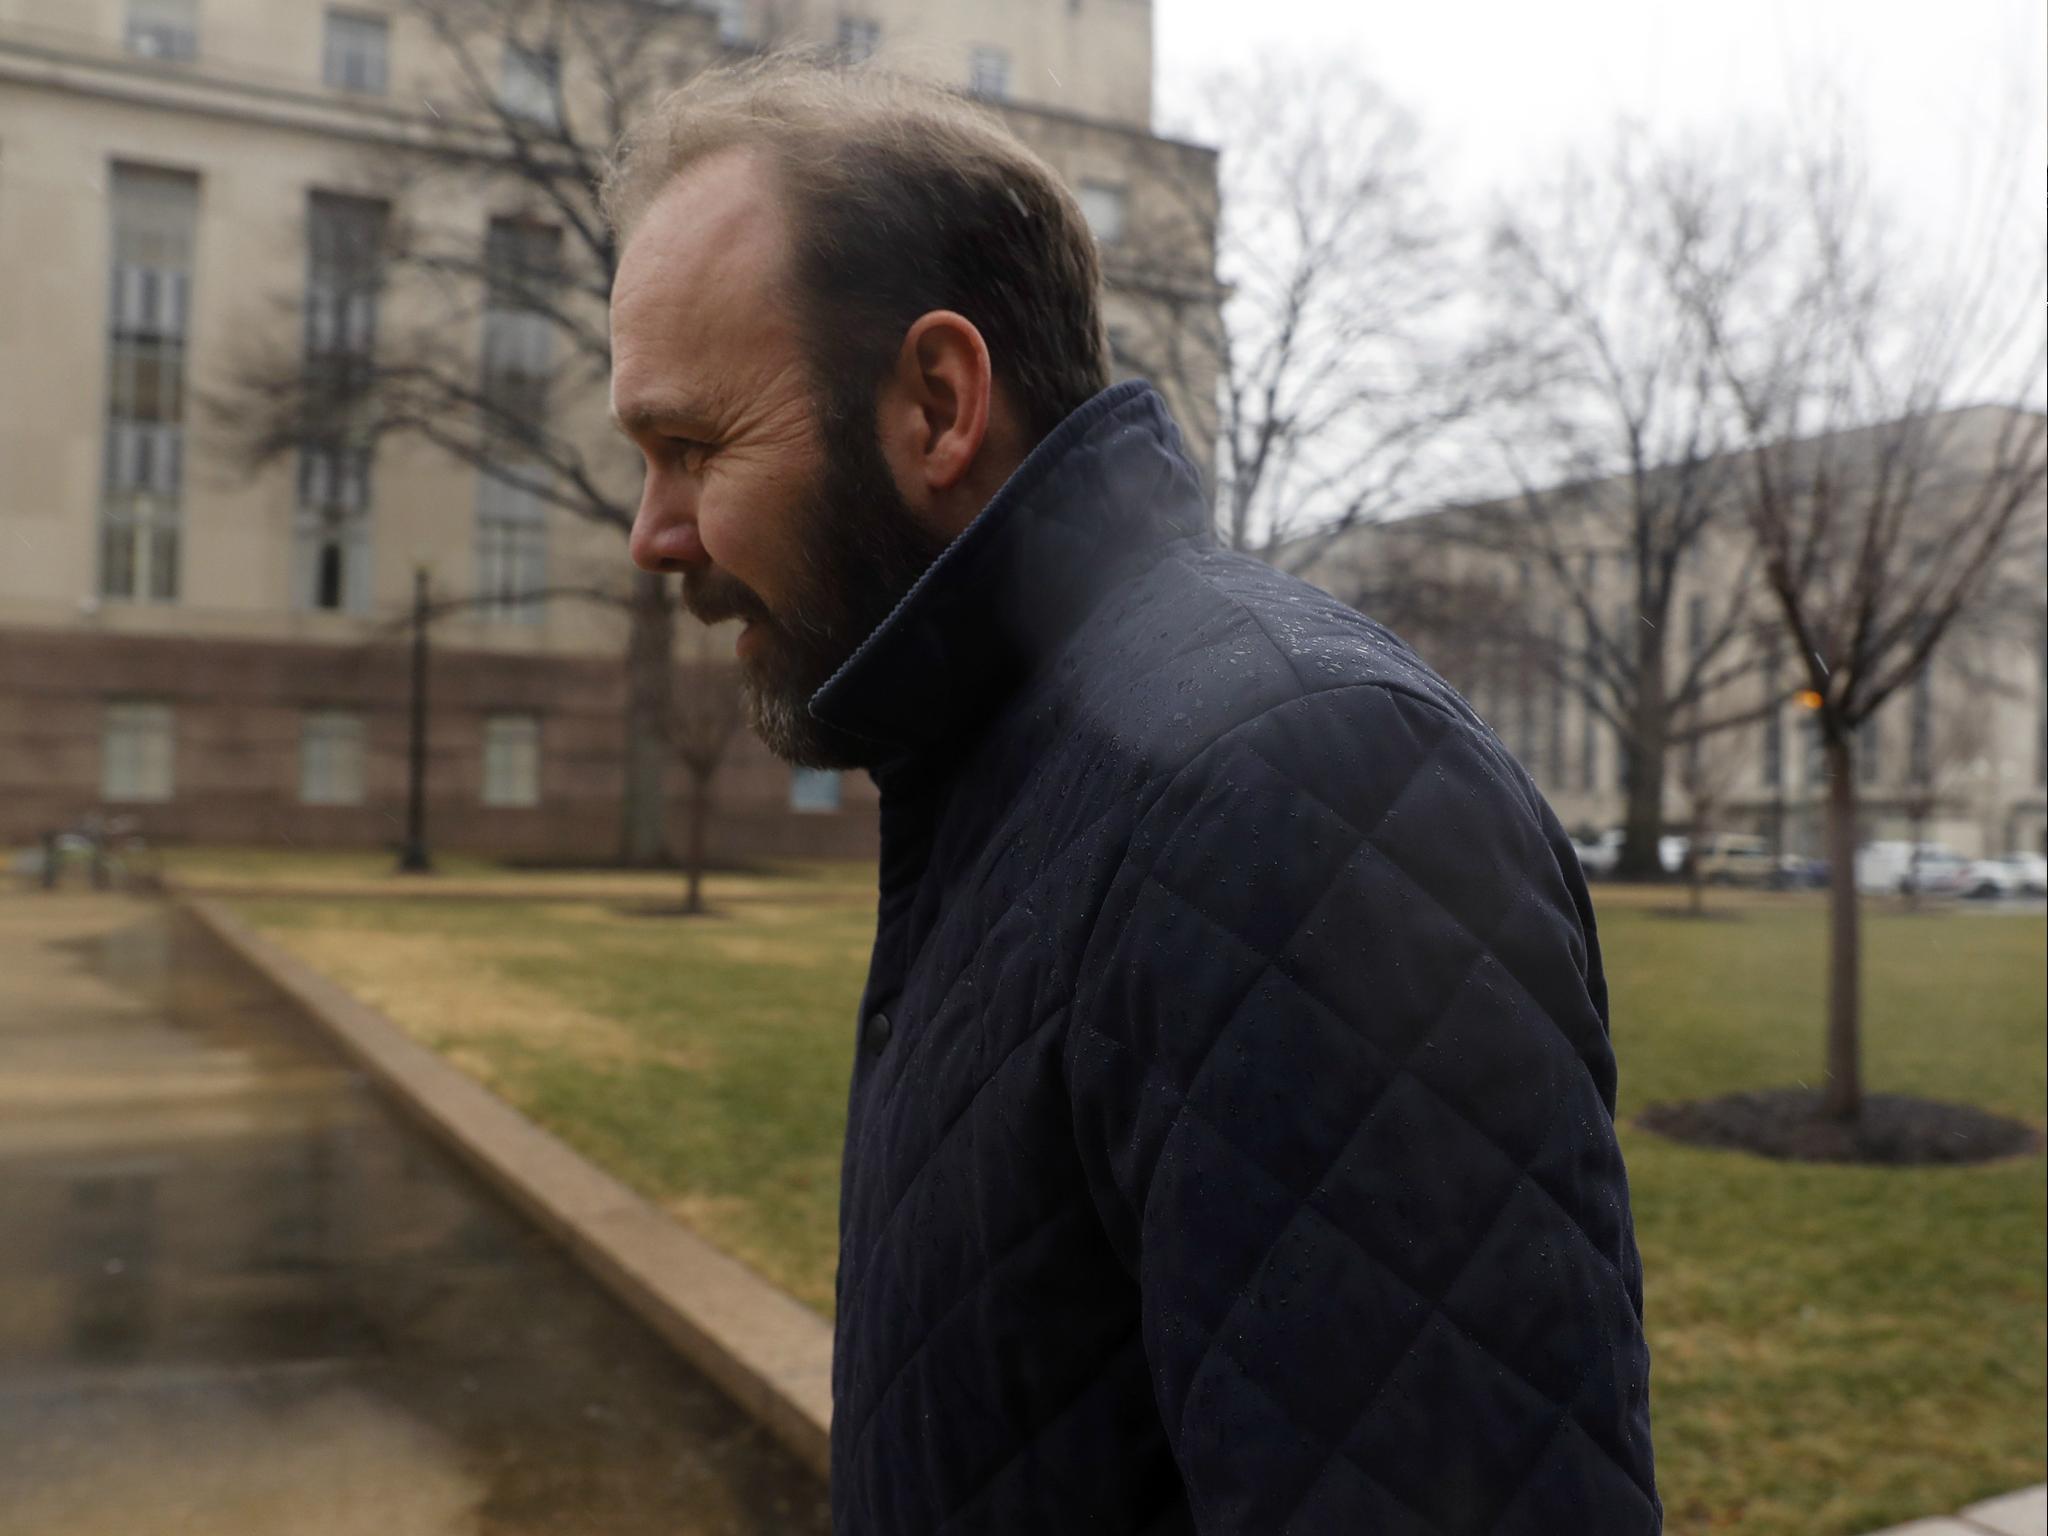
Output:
0,893,830,1536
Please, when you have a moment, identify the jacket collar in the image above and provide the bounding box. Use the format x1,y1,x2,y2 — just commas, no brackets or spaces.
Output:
809,381,1212,764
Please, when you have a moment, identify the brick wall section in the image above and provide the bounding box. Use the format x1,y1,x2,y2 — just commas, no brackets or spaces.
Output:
0,627,879,863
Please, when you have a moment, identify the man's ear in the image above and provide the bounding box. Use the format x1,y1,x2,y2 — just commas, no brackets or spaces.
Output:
877,310,992,501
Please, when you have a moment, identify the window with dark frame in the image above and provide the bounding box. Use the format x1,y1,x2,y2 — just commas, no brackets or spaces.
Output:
101,164,197,604
125,0,197,61
500,43,560,126
300,711,367,805
296,192,386,613
968,45,1011,100
323,10,389,95
482,714,542,806
1077,182,1128,246
475,218,561,625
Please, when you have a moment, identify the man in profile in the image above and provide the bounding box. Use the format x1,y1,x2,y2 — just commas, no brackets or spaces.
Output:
604,60,1659,1535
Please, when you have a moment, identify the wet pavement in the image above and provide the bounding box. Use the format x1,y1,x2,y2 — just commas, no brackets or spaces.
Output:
0,892,831,1536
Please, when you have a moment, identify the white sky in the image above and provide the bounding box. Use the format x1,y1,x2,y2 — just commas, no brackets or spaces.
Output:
1156,0,2046,247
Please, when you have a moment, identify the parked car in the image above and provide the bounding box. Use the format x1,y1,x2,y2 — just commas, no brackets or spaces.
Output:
1855,841,1969,897
1691,833,1775,886
1769,854,1829,890
1960,851,2048,900
1572,829,1623,878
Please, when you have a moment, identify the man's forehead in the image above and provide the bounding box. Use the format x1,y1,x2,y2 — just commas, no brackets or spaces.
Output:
616,148,789,319
612,148,795,413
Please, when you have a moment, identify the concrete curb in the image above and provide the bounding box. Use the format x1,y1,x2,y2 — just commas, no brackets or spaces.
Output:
1858,1484,2046,1536
183,895,835,1483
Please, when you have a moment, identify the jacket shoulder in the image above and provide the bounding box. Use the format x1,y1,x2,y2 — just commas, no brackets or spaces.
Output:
1069,545,1486,794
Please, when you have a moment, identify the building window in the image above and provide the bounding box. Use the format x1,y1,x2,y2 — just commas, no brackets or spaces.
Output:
296,192,385,613
323,10,389,94
473,219,558,625
1578,688,1599,791
1801,714,1825,790
1614,601,1634,793
300,711,366,805
1684,592,1707,781
1578,558,1600,793
2036,624,2046,788
1547,614,1566,787
836,17,879,63
1105,325,1144,382
102,701,174,803
482,714,541,807
500,43,560,126
125,0,197,61
968,45,1011,100
790,768,842,813
1077,182,1127,246
475,464,548,624
1762,641,1783,790
1858,713,1882,787
101,164,197,604
481,218,558,422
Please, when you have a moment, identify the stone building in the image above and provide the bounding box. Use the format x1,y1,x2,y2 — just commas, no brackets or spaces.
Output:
1308,405,2048,862
0,0,1219,863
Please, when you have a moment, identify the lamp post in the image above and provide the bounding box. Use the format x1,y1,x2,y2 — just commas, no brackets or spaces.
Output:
397,566,433,874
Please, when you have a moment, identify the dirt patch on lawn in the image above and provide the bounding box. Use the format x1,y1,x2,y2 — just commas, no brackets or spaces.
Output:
1638,1088,2042,1165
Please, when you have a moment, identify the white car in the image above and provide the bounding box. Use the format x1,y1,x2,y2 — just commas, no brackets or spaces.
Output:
1572,830,1622,877
1856,841,1969,897
1569,831,1689,878
1961,852,2048,900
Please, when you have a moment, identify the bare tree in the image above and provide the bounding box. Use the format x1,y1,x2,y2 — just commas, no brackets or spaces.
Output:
1124,60,1469,564
673,639,747,916
1456,137,1780,880
1681,138,2048,1120
212,0,713,866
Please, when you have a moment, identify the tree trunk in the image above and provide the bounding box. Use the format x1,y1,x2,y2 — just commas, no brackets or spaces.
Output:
684,767,711,916
1618,632,1670,880
1821,733,1863,1121
619,570,674,868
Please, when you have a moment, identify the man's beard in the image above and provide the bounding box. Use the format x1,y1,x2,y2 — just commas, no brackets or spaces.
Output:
682,395,950,769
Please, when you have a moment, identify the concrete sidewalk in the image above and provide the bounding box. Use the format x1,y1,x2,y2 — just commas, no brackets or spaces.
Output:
0,891,829,1534
1864,1484,2046,1536
183,894,835,1482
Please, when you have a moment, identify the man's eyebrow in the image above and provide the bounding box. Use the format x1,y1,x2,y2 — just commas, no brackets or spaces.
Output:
611,398,717,437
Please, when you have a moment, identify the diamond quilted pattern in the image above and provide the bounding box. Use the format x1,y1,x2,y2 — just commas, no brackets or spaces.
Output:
820,384,1659,1534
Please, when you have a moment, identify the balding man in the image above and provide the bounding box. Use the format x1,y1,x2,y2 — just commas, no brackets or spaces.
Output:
604,59,1660,1536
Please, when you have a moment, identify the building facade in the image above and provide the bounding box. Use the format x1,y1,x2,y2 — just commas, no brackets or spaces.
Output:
1307,406,2048,862
0,0,1218,863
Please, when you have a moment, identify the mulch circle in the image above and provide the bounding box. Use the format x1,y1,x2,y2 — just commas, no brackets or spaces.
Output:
1637,1088,2043,1166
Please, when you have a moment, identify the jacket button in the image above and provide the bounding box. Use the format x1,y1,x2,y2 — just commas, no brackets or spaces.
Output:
863,1011,893,1055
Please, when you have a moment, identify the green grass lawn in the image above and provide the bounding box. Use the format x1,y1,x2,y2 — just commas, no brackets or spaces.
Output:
211,855,2046,1535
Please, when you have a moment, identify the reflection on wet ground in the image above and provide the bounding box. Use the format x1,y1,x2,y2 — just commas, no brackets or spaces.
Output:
0,893,831,1536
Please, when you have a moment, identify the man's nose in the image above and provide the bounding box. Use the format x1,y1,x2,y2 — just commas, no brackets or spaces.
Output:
630,482,708,573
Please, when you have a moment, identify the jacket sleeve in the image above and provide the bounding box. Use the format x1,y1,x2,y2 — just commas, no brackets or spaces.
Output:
1063,682,1660,1535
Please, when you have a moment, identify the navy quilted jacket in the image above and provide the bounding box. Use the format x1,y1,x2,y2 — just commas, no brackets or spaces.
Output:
816,383,1660,1534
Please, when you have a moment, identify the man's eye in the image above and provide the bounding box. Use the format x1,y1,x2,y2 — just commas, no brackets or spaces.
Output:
667,436,711,465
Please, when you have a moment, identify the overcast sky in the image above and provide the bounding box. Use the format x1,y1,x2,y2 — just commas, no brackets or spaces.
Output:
1155,0,2046,245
